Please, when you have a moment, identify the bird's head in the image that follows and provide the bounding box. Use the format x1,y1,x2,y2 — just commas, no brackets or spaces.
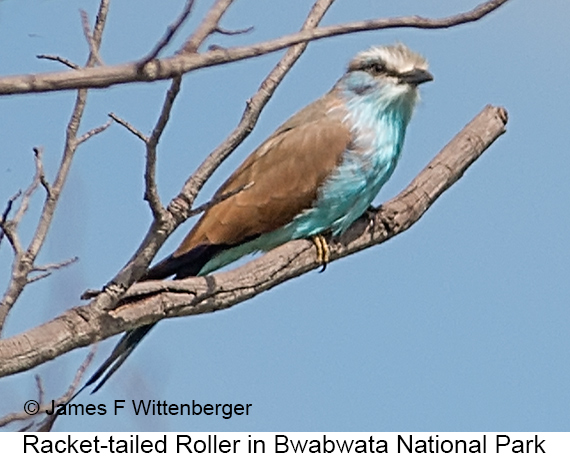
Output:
340,43,433,111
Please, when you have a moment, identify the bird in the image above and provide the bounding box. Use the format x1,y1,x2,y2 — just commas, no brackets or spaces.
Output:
83,43,433,394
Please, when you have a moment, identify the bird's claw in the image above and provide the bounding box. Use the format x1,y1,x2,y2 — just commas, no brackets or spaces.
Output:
312,234,330,272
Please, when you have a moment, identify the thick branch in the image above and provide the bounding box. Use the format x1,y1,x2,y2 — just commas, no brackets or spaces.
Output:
0,0,510,95
0,105,508,378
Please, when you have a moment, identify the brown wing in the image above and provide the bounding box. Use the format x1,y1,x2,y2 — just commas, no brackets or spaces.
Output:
174,93,351,256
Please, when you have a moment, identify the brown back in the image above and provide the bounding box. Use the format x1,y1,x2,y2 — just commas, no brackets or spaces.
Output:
174,92,352,256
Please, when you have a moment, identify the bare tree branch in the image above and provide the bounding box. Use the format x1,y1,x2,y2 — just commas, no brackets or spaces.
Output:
0,105,508,378
214,25,254,36
139,0,197,67
108,112,149,142
75,0,244,310
0,0,111,334
0,0,511,96
137,1,238,218
180,0,237,54
33,148,51,197
0,148,49,258
80,10,105,66
0,192,21,225
187,182,255,220
32,257,78,273
26,272,51,284
109,1,240,225
0,348,96,430
36,55,80,70
12,149,47,227
143,78,182,219
0,191,22,248
77,120,112,145
79,180,254,300
28,257,79,283
35,375,45,406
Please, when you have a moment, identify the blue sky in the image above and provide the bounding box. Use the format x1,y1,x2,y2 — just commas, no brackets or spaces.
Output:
1,0,569,431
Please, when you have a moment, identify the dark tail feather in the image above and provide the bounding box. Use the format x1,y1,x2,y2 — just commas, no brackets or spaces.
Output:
86,324,155,393
82,244,225,394
142,244,225,280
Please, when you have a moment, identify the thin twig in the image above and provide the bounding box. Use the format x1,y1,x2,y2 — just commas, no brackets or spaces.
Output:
33,147,51,196
12,149,44,226
0,191,21,224
34,375,45,406
190,182,255,219
0,225,22,256
33,256,79,272
109,113,149,142
28,256,78,283
144,78,182,218
80,10,104,66
139,0,196,67
27,272,52,284
214,25,254,36
180,0,237,53
0,221,21,256
0,190,21,247
62,348,98,400
0,148,49,256
148,80,181,146
77,119,112,145
0,347,96,429
36,55,80,70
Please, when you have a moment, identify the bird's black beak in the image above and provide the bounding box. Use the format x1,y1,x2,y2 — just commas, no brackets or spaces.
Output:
399,68,434,86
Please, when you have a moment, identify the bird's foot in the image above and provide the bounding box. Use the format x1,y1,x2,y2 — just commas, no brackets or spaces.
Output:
312,234,330,273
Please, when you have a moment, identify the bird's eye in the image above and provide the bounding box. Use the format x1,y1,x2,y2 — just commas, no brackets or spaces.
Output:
372,63,385,73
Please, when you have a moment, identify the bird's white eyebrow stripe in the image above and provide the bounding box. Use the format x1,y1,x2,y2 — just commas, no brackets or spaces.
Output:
348,43,429,76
